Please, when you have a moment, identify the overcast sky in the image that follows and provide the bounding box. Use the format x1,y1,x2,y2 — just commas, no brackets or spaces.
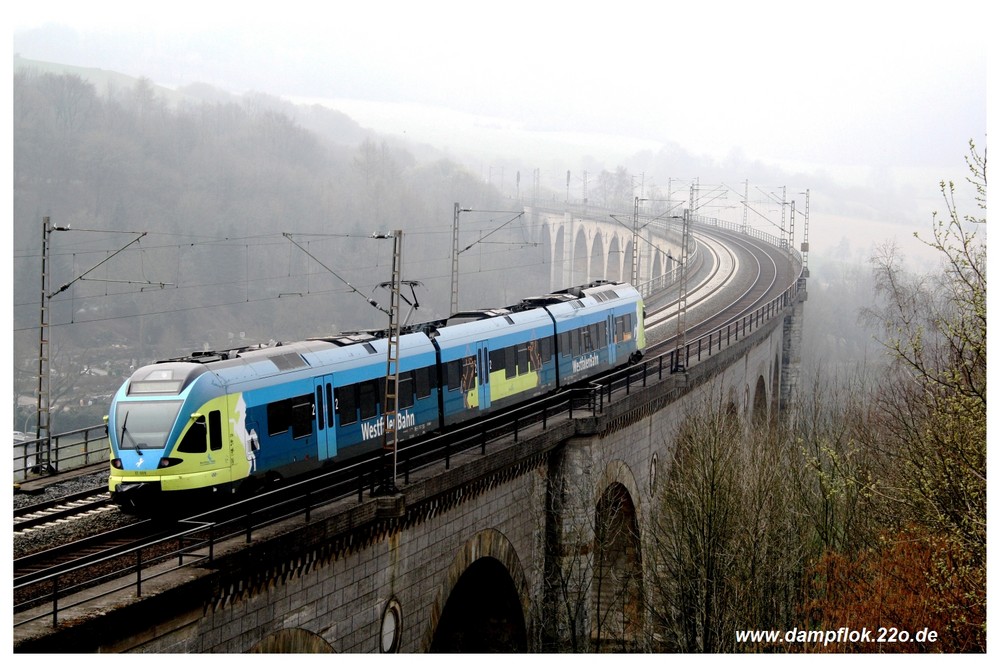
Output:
9,0,990,261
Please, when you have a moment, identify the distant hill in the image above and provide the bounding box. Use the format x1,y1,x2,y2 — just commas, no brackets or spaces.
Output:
14,54,201,107
13,54,368,146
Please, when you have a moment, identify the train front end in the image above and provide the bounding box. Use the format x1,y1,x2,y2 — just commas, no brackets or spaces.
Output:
107,362,239,512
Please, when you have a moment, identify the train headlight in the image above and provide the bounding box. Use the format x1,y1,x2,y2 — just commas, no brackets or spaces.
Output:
111,458,123,469
158,457,183,469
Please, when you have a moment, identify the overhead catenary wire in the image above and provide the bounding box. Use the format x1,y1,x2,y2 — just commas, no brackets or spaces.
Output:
283,231,398,316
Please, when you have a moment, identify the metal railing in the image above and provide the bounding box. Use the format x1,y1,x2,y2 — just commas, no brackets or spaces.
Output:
13,259,803,632
13,424,109,482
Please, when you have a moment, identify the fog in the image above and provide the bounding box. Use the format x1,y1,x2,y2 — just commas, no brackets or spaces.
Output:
6,1,989,434
11,1,986,254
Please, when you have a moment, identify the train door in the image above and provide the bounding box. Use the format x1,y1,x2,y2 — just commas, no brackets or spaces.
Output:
607,313,617,365
476,341,492,410
313,375,337,460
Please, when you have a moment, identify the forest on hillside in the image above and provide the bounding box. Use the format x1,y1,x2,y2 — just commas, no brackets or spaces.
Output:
12,68,549,430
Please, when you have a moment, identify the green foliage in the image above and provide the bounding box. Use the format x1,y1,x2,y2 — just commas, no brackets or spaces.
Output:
811,140,987,652
648,141,986,654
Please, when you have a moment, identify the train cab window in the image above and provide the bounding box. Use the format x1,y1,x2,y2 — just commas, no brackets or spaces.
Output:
336,385,358,425
177,418,207,453
359,380,379,420
209,410,222,451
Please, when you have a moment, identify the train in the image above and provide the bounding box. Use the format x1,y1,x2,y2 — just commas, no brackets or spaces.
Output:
106,280,646,512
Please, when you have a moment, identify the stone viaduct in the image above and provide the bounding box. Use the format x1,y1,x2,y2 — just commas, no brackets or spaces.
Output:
14,208,806,654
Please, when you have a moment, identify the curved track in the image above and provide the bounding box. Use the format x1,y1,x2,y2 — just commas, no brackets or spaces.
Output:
13,222,802,630
645,222,784,353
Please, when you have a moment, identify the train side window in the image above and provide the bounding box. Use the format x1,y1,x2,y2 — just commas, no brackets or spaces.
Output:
267,400,291,436
336,385,358,425
589,324,599,351
415,366,432,399
447,360,461,391
505,347,517,379
209,410,222,451
462,355,477,389
517,344,529,374
359,380,379,420
598,321,608,349
291,396,313,439
543,336,555,363
177,417,207,453
490,348,505,378
398,372,415,409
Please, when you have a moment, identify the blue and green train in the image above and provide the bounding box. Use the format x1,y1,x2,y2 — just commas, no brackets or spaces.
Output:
107,280,645,511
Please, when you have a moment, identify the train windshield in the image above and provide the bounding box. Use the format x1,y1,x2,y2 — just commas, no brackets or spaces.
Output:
115,400,183,452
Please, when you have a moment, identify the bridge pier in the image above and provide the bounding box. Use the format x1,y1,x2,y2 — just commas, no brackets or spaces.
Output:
542,436,596,651
779,288,807,413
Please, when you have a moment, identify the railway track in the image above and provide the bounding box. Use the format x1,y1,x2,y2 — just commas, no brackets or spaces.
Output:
14,486,115,533
13,223,800,632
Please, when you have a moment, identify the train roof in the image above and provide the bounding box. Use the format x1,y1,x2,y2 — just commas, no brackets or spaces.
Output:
149,333,436,388
137,281,638,386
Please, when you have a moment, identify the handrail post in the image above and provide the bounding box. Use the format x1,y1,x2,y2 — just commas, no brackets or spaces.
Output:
136,548,143,597
51,574,60,628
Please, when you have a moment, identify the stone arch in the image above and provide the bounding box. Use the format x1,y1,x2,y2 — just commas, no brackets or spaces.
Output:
593,462,644,651
752,374,768,425
606,235,623,282
424,528,531,652
623,239,635,284
553,224,566,288
590,231,605,280
249,628,335,653
540,222,553,291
